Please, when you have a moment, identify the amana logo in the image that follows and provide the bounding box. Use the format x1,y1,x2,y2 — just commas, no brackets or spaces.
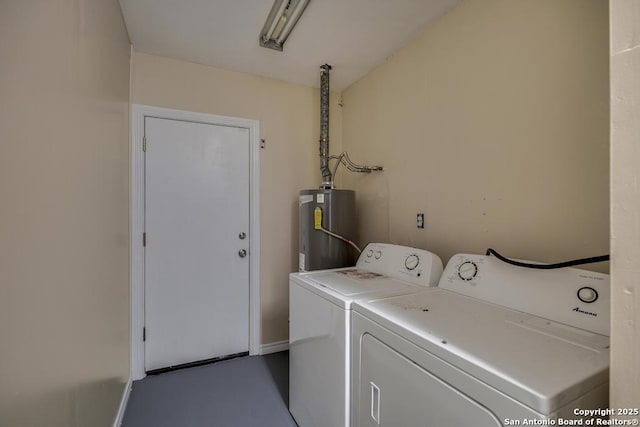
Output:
573,306,597,317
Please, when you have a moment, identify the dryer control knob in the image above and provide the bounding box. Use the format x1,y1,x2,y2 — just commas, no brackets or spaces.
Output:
577,287,598,303
457,261,478,281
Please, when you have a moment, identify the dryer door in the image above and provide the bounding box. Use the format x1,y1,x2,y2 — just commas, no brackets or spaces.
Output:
358,334,502,427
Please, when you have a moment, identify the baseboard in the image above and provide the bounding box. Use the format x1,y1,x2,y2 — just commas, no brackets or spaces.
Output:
260,340,289,355
113,378,132,427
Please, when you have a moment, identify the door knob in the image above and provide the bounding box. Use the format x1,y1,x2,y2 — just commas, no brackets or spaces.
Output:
238,249,247,258
239,232,246,240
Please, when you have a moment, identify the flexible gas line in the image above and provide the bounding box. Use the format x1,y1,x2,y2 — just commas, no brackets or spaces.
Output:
314,207,361,253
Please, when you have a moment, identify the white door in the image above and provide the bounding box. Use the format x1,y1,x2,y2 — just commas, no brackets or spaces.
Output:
144,117,250,372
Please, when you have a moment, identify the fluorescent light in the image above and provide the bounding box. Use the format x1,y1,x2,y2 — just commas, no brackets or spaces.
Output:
263,0,288,42
259,0,310,51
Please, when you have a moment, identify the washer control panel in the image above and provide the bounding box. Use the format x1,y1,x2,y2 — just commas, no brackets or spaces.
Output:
357,243,443,287
440,254,610,336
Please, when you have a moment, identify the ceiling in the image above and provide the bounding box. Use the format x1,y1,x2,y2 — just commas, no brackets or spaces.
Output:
119,0,460,91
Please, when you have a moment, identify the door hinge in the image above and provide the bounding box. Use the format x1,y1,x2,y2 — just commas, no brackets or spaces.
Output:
142,136,147,152
143,327,146,342
142,232,146,247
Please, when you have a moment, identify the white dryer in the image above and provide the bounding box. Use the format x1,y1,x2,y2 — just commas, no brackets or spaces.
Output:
289,243,444,427
351,253,610,426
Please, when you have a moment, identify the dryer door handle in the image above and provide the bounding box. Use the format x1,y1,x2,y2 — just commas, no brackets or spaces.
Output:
370,381,380,424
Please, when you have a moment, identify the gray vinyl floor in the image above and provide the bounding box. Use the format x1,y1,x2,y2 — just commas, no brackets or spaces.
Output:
122,351,297,427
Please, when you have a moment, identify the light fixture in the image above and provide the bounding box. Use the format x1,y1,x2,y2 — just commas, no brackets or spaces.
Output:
259,0,310,51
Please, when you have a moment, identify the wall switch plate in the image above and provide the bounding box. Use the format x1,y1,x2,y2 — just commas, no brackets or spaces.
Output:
417,213,424,229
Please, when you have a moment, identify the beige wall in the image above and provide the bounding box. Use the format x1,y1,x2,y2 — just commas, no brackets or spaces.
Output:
0,1,131,426
131,52,342,344
341,0,609,272
610,0,640,414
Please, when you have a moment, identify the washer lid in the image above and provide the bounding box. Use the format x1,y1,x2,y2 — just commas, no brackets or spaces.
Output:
308,269,402,295
292,269,421,308
353,288,610,415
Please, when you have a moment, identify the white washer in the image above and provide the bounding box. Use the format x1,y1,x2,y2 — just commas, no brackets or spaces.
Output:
351,253,610,426
289,243,444,427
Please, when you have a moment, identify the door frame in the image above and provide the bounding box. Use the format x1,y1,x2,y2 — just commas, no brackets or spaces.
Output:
130,104,261,380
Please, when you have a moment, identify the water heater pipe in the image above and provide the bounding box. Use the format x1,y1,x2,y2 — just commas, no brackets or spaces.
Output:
319,64,333,189
314,207,361,253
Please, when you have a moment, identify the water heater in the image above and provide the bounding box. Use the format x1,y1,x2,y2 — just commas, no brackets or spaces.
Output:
299,189,357,271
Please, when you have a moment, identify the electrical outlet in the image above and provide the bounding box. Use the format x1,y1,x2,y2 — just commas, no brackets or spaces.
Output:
417,213,424,229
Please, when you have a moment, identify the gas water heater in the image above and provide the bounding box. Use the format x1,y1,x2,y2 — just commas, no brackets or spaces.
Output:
298,189,356,271
299,64,381,271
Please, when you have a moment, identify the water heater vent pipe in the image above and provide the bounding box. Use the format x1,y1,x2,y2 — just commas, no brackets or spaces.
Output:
317,64,383,189
319,64,333,189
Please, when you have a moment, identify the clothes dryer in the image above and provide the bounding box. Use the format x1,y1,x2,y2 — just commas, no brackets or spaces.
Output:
351,253,610,426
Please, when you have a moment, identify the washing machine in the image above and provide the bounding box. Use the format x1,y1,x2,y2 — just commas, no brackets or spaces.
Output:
351,253,610,426
289,243,444,427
